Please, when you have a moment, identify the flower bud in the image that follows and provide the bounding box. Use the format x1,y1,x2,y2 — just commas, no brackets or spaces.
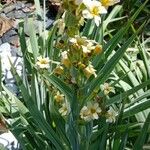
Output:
94,44,102,54
54,66,64,75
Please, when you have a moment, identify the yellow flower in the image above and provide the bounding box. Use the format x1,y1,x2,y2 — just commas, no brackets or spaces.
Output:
36,56,50,69
82,0,107,26
78,62,86,69
54,12,66,34
81,41,95,55
93,44,102,54
80,102,101,121
54,66,64,75
61,51,71,68
101,0,120,7
106,108,117,123
101,83,115,95
59,103,69,116
54,91,64,103
84,62,97,78
57,19,65,34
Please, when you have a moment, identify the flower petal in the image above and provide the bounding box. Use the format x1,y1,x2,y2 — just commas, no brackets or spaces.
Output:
82,9,93,19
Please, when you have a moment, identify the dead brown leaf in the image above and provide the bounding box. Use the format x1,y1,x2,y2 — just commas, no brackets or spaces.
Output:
0,16,14,37
49,0,61,6
0,117,8,133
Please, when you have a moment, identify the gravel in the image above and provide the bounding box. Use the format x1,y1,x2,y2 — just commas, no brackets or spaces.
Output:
0,131,20,150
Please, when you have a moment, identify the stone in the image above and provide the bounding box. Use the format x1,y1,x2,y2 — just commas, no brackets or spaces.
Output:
3,4,16,14
0,131,19,149
6,11,16,18
15,10,26,19
0,43,12,72
22,6,32,13
25,2,33,8
5,83,19,94
15,1,26,10
1,29,18,43
0,42,11,53
0,13,6,18
11,46,22,57
0,39,2,45
46,18,54,29
10,35,19,46
4,29,17,37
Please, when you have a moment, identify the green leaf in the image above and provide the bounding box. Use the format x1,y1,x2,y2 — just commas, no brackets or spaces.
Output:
104,0,149,58
18,22,32,73
133,113,150,150
9,59,64,150
123,99,150,118
83,22,145,102
43,73,72,100
106,79,150,106
0,56,2,92
28,18,39,61
47,24,57,59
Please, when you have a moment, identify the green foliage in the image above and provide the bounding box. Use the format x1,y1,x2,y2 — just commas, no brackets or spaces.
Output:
0,0,150,149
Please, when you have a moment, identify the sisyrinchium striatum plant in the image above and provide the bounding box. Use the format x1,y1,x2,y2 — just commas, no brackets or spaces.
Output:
0,0,150,149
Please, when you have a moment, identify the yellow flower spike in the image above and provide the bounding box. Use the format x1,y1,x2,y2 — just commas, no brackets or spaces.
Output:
61,51,71,68
62,59,71,68
84,63,97,78
101,0,120,7
56,39,65,49
59,103,70,116
100,83,115,95
54,91,64,103
106,108,117,123
54,66,64,75
78,62,86,69
81,41,94,55
80,102,102,121
78,17,85,26
93,44,102,55
76,36,87,46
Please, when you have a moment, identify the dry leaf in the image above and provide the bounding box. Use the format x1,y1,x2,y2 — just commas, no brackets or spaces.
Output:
49,0,61,7
0,16,14,37
0,117,8,133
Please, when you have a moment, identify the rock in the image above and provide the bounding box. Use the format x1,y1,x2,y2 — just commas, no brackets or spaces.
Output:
0,42,22,96
0,39,2,45
10,35,19,46
0,42,11,53
15,1,26,10
25,2,33,8
15,10,26,19
11,46,22,57
4,71,14,83
0,131,19,150
0,13,6,18
46,18,54,29
1,29,18,43
22,6,32,13
6,11,16,18
0,43,12,74
3,4,16,14
5,83,19,94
